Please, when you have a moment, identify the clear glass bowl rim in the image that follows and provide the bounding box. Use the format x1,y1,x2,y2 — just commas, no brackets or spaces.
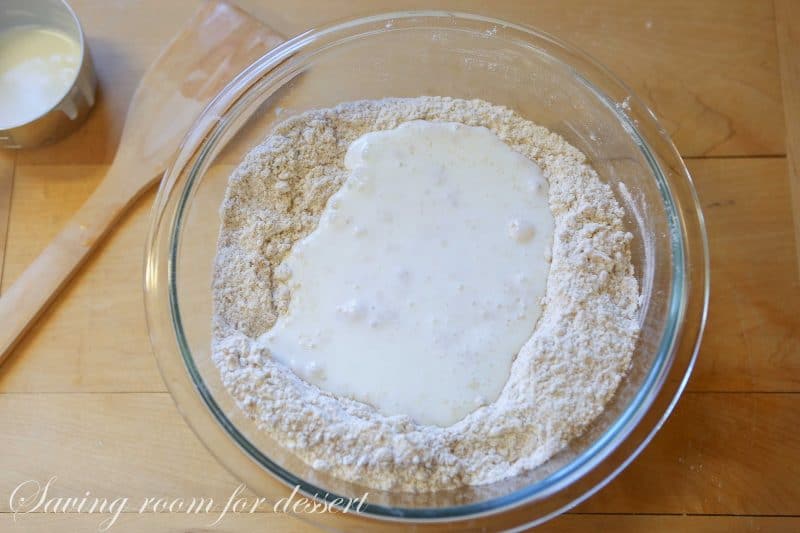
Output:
144,10,710,527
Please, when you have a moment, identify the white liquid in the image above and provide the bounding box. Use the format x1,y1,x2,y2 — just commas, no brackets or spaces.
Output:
259,121,554,426
0,26,81,129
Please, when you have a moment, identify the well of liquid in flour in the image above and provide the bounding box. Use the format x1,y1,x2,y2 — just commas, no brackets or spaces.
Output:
0,26,81,129
259,120,554,426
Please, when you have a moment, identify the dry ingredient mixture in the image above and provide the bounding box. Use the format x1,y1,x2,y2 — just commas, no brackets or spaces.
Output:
212,96,640,492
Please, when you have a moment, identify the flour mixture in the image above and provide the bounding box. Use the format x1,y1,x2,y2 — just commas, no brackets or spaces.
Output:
212,96,640,491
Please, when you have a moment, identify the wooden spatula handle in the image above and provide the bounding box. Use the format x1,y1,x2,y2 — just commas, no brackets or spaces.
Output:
0,168,147,363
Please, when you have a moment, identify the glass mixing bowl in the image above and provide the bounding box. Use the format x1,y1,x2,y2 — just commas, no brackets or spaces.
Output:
144,11,709,531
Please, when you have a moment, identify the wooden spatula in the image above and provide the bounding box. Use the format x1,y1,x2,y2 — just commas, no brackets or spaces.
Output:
0,0,283,364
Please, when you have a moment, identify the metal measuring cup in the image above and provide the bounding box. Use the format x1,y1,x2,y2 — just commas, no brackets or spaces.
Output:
0,0,97,149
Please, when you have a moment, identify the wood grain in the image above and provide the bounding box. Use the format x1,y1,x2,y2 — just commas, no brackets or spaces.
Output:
0,394,243,511
1,514,798,533
775,0,800,270
0,152,13,291
0,1,796,531
691,158,800,392
0,167,162,392
259,0,785,158
14,0,783,166
0,393,798,517
0,1,285,365
578,392,800,515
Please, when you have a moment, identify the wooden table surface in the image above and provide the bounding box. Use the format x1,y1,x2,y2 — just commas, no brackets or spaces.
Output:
1,1,798,531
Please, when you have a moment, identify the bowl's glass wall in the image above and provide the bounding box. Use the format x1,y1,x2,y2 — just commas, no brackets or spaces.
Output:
160,14,693,524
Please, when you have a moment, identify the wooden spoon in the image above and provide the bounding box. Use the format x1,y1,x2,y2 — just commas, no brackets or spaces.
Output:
0,0,283,364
